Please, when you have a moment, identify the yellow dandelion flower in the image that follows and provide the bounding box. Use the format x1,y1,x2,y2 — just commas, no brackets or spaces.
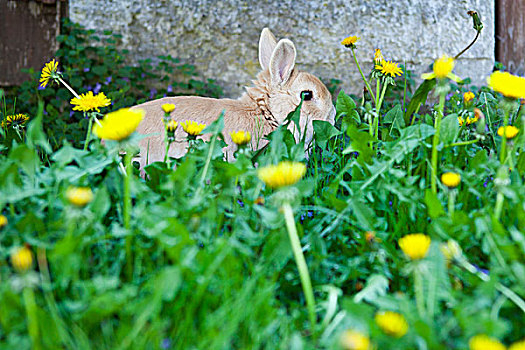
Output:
487,71,525,99
441,172,461,188
459,114,479,126
466,111,480,125
1,113,29,128
469,334,506,350
0,215,7,228
497,125,519,139
399,233,431,260
166,120,178,133
510,339,525,350
375,60,403,78
230,130,252,146
162,103,175,113
180,120,206,136
374,49,384,65
464,91,475,103
93,108,144,141
341,36,360,48
11,246,33,273
39,58,59,88
340,330,370,350
422,55,461,82
66,187,94,207
257,161,306,189
70,91,111,113
375,311,408,338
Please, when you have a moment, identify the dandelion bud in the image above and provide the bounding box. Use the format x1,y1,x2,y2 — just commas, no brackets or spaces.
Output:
166,120,178,133
374,49,384,65
467,10,484,32
11,246,33,273
0,215,7,228
440,240,463,263
66,187,94,207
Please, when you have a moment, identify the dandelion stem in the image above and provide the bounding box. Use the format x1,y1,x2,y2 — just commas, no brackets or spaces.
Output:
375,81,389,139
448,190,456,217
454,30,481,60
58,77,80,99
414,267,426,318
123,150,133,280
23,287,41,350
84,115,93,151
499,109,509,164
494,191,504,220
282,202,317,332
350,47,376,107
376,78,381,107
444,139,479,148
431,94,446,193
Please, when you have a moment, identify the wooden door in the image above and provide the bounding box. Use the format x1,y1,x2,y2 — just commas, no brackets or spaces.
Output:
0,0,68,86
496,0,525,74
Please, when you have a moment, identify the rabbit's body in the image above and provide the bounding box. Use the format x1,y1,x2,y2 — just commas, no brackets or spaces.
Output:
131,29,335,169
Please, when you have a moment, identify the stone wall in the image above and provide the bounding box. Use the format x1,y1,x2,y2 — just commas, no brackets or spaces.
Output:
69,0,495,99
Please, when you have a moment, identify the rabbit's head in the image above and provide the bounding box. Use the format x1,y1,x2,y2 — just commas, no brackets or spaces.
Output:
249,28,336,147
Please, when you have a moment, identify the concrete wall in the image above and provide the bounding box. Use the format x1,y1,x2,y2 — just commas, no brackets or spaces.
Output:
69,0,495,98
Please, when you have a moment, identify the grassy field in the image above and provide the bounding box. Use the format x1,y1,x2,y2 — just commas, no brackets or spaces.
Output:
1,19,525,350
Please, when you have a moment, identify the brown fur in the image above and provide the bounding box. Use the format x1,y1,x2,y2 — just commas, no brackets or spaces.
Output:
131,29,335,170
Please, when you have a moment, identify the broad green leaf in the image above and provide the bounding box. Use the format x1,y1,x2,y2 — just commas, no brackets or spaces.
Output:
440,113,460,145
336,90,356,118
313,120,341,148
424,189,445,218
405,79,436,124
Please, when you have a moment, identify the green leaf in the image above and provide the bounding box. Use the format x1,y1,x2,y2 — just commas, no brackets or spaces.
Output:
424,189,445,218
405,79,436,124
26,104,52,154
517,152,525,175
348,200,376,230
342,124,374,163
313,120,341,148
383,104,405,133
440,113,460,145
336,90,356,118
471,149,488,169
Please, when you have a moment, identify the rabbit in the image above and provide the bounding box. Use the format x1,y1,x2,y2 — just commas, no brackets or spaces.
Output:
131,28,336,170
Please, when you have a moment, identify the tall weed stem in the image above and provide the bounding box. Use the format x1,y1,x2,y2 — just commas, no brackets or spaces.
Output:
282,202,316,332
431,94,446,193
350,48,375,108
123,150,133,279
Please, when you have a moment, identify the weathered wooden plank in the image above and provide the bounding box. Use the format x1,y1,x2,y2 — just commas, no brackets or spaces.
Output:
0,0,67,86
496,0,525,74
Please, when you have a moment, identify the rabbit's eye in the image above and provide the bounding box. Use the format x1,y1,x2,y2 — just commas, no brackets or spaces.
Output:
301,90,313,101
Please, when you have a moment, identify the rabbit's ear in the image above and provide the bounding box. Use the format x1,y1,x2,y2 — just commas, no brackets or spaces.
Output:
269,39,296,86
259,28,277,70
